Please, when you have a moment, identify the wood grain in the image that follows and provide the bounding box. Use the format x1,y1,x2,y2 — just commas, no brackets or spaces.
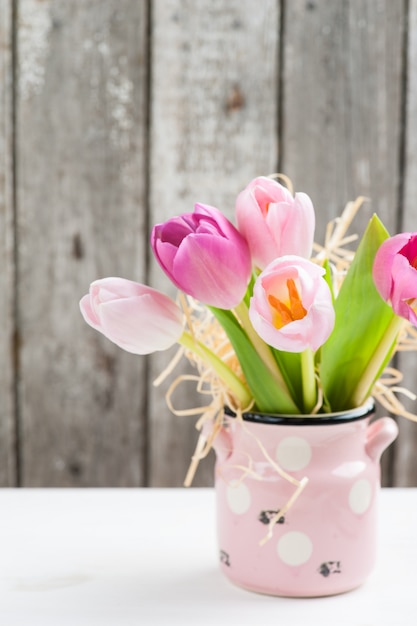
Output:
3,0,417,487
281,0,407,485
16,0,149,486
393,0,417,486
282,0,405,237
0,0,16,486
148,0,280,486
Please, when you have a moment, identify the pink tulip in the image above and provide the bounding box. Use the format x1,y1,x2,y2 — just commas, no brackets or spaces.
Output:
151,203,252,309
235,176,315,270
373,232,417,325
80,277,184,354
249,256,335,352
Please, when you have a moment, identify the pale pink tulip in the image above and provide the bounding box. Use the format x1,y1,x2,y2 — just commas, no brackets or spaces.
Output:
249,256,335,352
373,232,417,325
80,277,184,354
235,176,315,270
151,203,252,309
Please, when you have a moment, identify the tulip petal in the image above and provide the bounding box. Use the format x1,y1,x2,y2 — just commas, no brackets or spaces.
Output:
80,277,184,354
251,176,293,206
151,204,251,308
172,233,249,309
373,231,417,325
389,254,417,324
236,190,278,269
249,256,335,353
372,232,411,300
79,294,101,330
235,177,316,270
99,295,183,354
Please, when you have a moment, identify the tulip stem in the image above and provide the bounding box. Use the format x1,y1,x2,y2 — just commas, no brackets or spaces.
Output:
301,348,317,413
233,301,293,396
178,331,252,408
350,314,404,408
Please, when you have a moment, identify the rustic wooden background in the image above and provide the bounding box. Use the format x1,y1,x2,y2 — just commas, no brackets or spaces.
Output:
1,0,417,488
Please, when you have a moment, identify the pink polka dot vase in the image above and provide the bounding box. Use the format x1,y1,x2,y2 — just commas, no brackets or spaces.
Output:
214,399,398,597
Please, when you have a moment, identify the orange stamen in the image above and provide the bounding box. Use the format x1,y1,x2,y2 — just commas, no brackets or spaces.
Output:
268,279,307,329
287,278,307,320
268,295,293,329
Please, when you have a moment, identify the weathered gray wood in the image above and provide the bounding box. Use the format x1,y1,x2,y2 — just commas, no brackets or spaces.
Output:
282,0,405,238
393,0,417,486
148,0,280,486
16,0,149,486
0,0,17,486
4,0,417,488
282,0,407,485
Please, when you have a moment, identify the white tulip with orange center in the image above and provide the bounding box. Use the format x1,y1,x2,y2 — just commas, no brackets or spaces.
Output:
249,256,335,353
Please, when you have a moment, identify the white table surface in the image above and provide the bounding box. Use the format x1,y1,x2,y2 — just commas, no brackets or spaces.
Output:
0,488,415,625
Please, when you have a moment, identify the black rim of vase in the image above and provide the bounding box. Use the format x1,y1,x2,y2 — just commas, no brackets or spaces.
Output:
223,398,376,426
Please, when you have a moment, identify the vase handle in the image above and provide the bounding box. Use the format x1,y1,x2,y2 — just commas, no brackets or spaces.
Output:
365,417,399,463
212,426,233,464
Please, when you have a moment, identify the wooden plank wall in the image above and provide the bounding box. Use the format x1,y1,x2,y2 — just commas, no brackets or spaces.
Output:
0,0,16,486
1,0,416,487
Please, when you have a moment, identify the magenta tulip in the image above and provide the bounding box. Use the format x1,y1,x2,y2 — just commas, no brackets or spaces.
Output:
249,256,335,352
151,203,252,309
235,176,315,270
80,277,184,354
373,232,417,325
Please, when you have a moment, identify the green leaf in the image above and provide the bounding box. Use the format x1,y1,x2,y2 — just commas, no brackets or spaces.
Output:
322,258,335,304
243,272,257,307
209,307,300,413
320,214,395,411
271,349,303,405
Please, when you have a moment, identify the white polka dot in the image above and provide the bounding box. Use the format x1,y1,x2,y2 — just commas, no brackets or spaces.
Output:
226,480,251,514
349,478,372,514
276,436,312,471
277,531,313,566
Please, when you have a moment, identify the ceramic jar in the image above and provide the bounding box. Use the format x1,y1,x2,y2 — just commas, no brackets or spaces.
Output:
213,399,398,597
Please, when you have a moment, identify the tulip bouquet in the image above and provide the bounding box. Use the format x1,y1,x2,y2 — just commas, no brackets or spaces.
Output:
80,175,417,475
